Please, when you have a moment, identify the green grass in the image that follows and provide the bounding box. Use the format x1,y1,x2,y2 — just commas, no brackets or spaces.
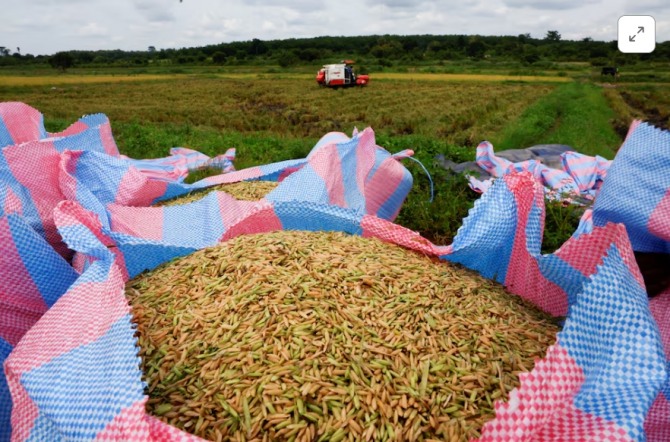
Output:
393,81,624,251
490,82,621,158
111,122,315,171
6,71,656,253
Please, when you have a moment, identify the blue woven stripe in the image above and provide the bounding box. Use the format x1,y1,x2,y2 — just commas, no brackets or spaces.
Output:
114,235,197,279
71,151,129,206
274,202,364,235
77,114,108,128
57,224,114,270
558,245,667,440
592,123,670,252
366,149,388,184
161,192,225,248
0,337,13,442
447,178,516,283
0,118,14,149
266,166,329,204
337,141,365,210
53,129,105,154
253,159,307,182
21,315,143,440
376,169,413,220
537,254,587,308
8,214,78,308
0,153,46,239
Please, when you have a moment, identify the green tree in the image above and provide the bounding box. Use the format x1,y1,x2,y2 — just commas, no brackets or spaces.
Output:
466,37,486,59
249,38,268,56
277,50,299,68
369,39,402,59
49,51,74,71
212,51,227,64
297,48,320,62
545,30,561,41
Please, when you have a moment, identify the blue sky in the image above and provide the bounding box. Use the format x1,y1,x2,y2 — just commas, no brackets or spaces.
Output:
1,0,668,56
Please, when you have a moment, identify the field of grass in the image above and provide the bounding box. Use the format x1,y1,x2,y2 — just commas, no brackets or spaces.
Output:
2,67,668,251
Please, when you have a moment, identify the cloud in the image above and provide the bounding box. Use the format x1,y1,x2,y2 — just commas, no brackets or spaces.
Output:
365,0,424,7
241,0,326,12
132,0,176,22
624,0,670,10
2,0,668,56
504,0,601,10
77,22,109,37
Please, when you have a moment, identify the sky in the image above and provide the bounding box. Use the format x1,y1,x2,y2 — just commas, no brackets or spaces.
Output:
1,0,669,56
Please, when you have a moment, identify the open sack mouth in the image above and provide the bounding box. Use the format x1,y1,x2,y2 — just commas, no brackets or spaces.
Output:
0,102,668,442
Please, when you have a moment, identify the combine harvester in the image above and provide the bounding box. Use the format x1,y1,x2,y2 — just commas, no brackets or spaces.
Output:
316,60,369,88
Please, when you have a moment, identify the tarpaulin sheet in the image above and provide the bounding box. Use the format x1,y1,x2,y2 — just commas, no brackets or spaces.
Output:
1,102,668,441
457,140,612,203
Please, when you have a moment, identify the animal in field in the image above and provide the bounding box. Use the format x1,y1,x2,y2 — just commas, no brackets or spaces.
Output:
601,66,619,77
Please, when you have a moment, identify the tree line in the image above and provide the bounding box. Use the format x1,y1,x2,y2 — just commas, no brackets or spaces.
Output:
1,32,668,70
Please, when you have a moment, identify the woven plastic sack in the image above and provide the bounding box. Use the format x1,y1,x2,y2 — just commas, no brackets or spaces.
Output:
1,104,667,441
0,103,418,441
592,121,670,253
468,140,611,203
4,172,665,441
0,214,78,440
589,121,670,442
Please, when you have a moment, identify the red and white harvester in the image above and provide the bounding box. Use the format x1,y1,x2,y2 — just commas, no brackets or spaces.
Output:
316,60,369,88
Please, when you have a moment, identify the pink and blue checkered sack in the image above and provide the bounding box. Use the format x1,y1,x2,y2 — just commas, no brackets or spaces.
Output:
1,102,668,441
468,139,611,203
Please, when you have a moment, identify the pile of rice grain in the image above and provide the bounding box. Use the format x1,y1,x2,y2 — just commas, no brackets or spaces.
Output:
157,181,279,206
127,230,560,442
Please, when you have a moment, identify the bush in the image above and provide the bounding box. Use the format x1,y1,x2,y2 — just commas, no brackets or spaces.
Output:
49,52,75,71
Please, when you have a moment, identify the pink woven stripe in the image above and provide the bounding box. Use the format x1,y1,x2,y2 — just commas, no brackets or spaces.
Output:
476,141,512,176
309,145,346,207
0,102,43,145
95,400,152,441
220,205,283,242
364,157,404,216
4,141,63,247
503,175,569,316
0,218,48,346
50,121,88,138
58,150,83,202
649,292,670,360
360,215,452,256
199,166,264,185
108,204,164,241
3,187,22,216
99,122,120,156
278,165,303,182
0,302,43,348
217,192,263,229
115,168,169,207
5,263,128,374
479,344,633,441
644,390,670,442
7,369,39,442
554,223,645,287
355,130,377,196
648,189,670,242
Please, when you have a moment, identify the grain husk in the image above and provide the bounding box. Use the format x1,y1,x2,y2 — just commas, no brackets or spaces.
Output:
127,230,560,441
